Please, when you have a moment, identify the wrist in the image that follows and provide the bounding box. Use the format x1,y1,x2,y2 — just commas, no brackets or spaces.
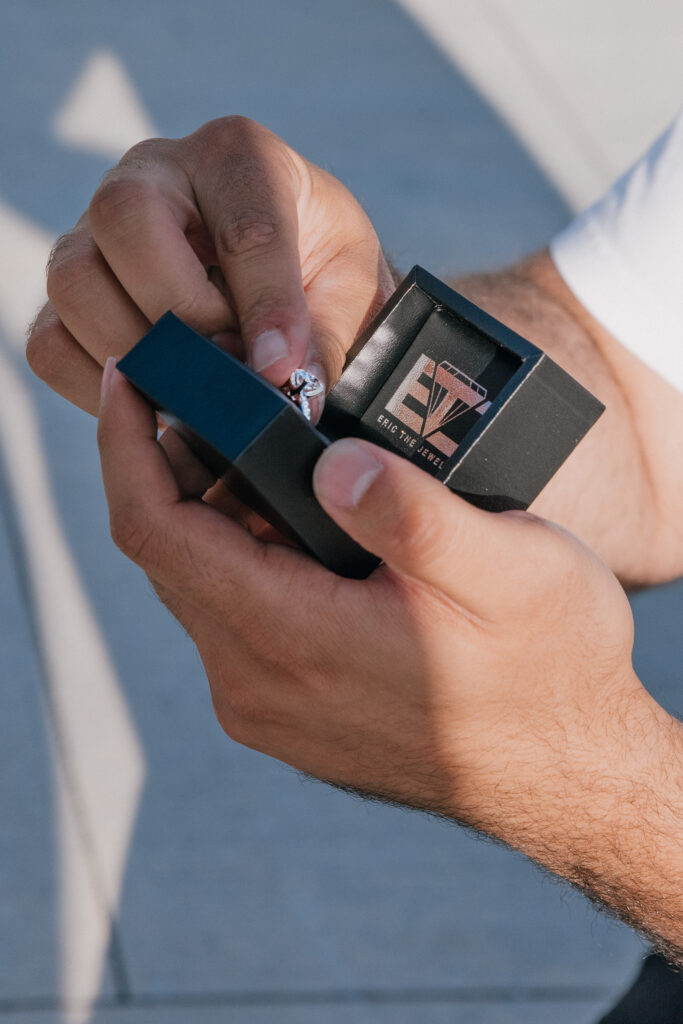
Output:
452,670,660,850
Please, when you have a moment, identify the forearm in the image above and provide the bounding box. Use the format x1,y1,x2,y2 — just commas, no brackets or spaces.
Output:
452,250,683,586
452,675,683,965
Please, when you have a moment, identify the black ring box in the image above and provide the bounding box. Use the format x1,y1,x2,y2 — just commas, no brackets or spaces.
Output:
117,267,604,579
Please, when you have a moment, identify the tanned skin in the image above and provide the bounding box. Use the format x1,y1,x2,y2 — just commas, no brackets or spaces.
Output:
27,117,683,963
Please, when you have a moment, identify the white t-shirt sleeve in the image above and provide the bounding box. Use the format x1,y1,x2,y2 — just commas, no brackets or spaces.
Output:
550,111,683,394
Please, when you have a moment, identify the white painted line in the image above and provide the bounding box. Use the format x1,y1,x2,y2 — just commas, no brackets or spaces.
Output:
0,347,144,1020
0,199,53,345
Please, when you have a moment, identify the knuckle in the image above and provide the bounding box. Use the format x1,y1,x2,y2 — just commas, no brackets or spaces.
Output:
227,689,271,729
162,284,205,325
211,684,271,750
217,712,259,750
536,519,579,570
89,175,157,236
118,136,167,168
25,314,70,384
523,520,581,603
238,285,292,329
225,113,259,136
391,498,446,571
217,715,246,746
108,502,156,564
215,207,281,259
46,232,76,278
46,238,99,312
197,114,261,148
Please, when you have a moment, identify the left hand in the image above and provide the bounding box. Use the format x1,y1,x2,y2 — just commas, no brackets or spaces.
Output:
96,358,660,851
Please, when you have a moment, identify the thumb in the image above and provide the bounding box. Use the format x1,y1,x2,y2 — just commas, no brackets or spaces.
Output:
313,438,531,612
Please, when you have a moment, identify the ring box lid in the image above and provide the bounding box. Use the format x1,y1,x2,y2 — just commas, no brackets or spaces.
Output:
117,313,380,579
323,266,604,512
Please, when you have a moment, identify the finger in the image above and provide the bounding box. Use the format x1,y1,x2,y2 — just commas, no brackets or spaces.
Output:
188,118,310,384
26,303,103,414
200,478,282,540
46,223,152,366
302,246,395,419
97,359,318,619
89,156,234,337
312,438,549,616
158,427,285,539
158,427,216,499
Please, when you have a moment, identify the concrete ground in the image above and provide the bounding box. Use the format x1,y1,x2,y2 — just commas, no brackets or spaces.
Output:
1,2,682,1021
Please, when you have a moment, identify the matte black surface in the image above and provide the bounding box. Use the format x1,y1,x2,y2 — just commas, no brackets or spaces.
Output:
230,403,379,577
323,266,604,511
117,314,379,579
118,313,285,461
359,307,521,470
118,268,603,576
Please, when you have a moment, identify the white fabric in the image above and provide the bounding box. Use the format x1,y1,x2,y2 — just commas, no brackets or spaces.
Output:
550,111,683,394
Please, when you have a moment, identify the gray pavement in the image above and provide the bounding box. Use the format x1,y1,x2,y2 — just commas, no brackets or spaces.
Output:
1,2,682,1022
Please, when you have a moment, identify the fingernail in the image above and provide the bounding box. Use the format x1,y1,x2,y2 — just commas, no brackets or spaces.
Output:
251,329,289,373
313,439,383,509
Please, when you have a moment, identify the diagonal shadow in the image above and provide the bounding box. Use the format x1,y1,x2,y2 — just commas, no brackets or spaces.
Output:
2,3,676,1023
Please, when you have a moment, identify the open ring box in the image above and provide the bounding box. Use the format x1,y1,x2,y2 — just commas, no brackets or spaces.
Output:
117,267,604,579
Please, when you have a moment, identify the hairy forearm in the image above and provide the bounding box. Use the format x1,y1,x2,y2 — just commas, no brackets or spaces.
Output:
448,678,683,965
452,250,683,586
335,676,683,964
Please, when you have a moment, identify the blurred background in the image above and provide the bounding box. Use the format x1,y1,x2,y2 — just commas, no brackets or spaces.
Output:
1,2,682,1022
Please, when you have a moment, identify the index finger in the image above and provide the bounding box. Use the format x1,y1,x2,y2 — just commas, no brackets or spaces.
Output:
96,359,323,620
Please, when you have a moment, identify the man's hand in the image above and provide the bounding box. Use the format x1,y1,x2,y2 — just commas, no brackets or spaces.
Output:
98,358,683,964
24,115,683,584
26,116,395,414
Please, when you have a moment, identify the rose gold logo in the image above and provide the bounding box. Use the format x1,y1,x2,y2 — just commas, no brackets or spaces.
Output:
385,354,490,457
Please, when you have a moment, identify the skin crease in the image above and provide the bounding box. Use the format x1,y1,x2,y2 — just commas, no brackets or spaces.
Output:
26,117,683,961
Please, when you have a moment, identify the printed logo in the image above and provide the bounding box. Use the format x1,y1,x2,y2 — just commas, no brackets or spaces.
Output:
384,354,490,457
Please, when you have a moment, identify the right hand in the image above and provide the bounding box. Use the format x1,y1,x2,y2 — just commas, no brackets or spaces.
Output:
26,115,396,416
